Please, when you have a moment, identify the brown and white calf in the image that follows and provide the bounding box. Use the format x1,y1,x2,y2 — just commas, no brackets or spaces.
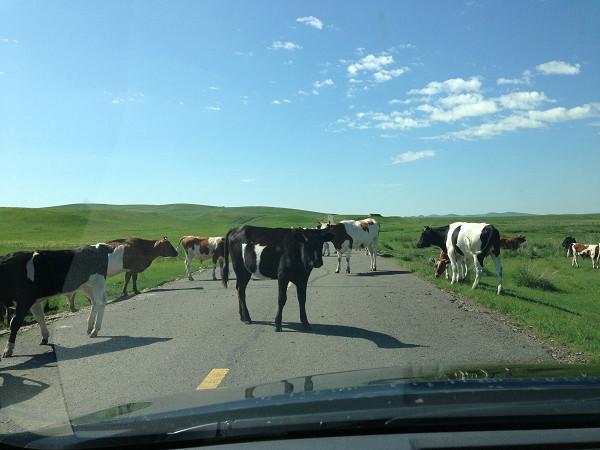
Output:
431,249,450,279
570,243,600,269
321,218,379,273
499,235,526,250
178,236,225,280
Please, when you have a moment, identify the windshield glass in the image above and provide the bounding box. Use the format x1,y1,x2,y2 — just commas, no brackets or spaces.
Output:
1,0,600,447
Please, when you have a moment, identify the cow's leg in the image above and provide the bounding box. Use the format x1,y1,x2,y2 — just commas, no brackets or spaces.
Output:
122,272,131,297
211,255,218,281
296,282,311,330
30,301,50,345
3,301,29,358
371,241,378,271
185,253,194,281
66,292,78,312
235,269,252,323
87,302,97,335
335,250,342,273
345,250,352,274
472,254,484,289
572,252,579,268
490,251,503,295
132,272,140,295
218,257,224,280
275,278,288,332
448,251,459,284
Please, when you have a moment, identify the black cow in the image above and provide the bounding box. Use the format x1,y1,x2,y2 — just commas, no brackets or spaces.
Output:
222,225,333,332
0,244,121,360
562,236,577,256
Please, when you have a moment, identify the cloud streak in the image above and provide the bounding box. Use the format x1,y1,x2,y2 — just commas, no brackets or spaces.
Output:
391,150,436,164
296,16,323,30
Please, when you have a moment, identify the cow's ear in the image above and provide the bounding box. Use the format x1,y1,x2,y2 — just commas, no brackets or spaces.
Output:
423,226,430,231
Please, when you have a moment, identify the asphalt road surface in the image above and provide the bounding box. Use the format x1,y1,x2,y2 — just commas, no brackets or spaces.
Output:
0,253,552,435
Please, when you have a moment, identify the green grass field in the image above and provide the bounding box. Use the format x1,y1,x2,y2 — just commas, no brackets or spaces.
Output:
1,204,599,362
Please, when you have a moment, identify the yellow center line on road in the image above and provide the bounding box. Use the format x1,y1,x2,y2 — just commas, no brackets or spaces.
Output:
196,368,230,390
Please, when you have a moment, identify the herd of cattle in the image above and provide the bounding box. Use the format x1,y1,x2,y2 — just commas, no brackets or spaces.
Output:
0,218,597,361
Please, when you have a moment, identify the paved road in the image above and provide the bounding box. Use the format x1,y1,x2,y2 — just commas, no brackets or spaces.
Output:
0,253,552,435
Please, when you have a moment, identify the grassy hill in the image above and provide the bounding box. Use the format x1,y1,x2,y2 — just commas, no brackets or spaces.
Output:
1,204,600,362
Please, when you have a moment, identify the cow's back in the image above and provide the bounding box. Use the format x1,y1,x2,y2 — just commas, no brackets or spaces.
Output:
108,237,154,271
341,219,379,246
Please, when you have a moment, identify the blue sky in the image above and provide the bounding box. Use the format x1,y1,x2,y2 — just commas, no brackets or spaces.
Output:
1,0,599,216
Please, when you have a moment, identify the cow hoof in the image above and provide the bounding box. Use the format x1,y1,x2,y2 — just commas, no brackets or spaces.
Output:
335,269,340,273
40,338,49,345
2,348,13,358
188,276,194,281
212,277,217,281
89,329,99,338
302,323,312,331
244,320,252,325
133,290,141,296
275,326,282,332
69,307,78,313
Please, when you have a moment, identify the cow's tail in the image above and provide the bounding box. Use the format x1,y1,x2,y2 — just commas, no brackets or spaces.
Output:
176,236,185,252
222,231,230,289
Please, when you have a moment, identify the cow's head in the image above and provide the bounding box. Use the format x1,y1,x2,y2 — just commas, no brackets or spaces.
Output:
155,237,178,257
417,226,436,248
562,236,576,249
517,235,526,244
430,257,449,278
294,229,334,271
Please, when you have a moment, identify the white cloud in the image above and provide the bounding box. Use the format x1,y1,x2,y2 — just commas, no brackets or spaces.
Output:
387,43,416,52
271,99,291,105
355,47,366,56
497,70,532,86
408,77,481,96
296,16,323,30
347,54,393,76
340,111,429,131
536,60,581,75
373,68,407,83
496,91,550,110
391,150,436,164
206,106,221,111
445,103,599,140
208,86,219,91
313,78,334,89
418,97,498,123
270,41,303,51
240,178,256,183
109,92,145,105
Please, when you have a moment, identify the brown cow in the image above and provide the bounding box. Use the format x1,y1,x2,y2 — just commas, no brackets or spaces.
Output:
178,236,225,281
499,235,526,250
106,237,178,297
430,249,450,279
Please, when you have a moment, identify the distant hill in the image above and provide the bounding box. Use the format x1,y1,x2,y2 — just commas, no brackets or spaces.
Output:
419,211,535,218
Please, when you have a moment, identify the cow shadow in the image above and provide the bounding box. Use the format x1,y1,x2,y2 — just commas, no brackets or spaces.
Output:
501,290,580,316
251,321,422,349
0,373,50,409
353,270,410,277
2,336,172,371
146,286,205,293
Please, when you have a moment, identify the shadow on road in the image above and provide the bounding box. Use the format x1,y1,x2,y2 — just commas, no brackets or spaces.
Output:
53,336,172,362
353,270,410,277
2,336,172,371
0,373,50,409
251,321,422,349
146,286,205,293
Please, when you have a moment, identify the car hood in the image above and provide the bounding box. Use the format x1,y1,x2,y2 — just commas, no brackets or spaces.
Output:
8,363,600,449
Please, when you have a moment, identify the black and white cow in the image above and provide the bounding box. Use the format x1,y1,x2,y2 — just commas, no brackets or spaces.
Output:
321,218,379,273
222,225,333,332
0,244,125,360
417,222,503,295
